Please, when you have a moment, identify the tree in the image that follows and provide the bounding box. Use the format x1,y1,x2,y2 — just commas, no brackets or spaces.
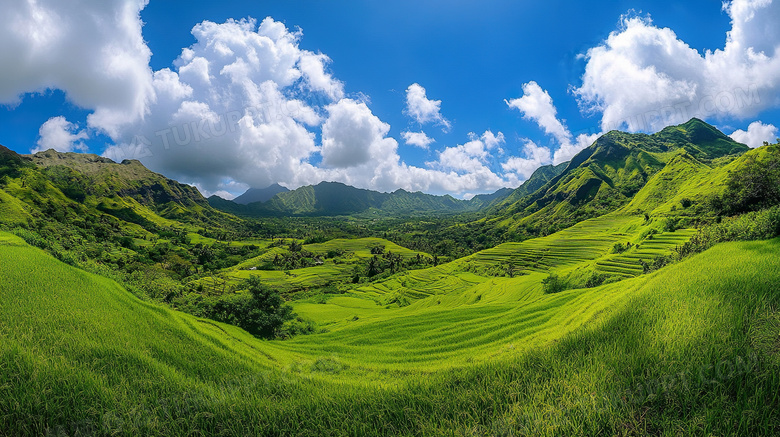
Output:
243,277,294,338
542,274,567,294
210,277,294,339
723,150,780,214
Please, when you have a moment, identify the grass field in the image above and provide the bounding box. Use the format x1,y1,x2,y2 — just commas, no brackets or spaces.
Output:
190,237,433,294
2,226,779,435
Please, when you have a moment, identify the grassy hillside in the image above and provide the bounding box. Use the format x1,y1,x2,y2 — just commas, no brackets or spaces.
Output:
191,237,433,295
2,230,779,435
1,132,778,436
484,118,748,237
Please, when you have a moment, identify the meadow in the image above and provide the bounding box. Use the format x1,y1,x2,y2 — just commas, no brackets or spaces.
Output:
1,129,779,436
2,222,778,436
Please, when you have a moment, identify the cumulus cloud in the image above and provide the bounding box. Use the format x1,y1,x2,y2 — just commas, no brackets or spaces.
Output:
401,131,434,149
730,121,779,147
433,131,504,173
321,99,396,168
32,116,89,153
103,17,341,190
404,83,451,130
97,17,519,196
416,131,520,194
574,0,780,133
507,82,599,165
3,3,531,197
501,140,553,180
0,0,154,137
506,82,572,146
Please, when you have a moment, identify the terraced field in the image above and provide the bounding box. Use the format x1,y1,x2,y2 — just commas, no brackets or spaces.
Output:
3,230,778,435
190,238,432,294
468,215,635,271
595,228,699,277
305,238,426,259
351,213,690,302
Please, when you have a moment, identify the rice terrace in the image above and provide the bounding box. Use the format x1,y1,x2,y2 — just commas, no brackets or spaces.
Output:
1,0,780,436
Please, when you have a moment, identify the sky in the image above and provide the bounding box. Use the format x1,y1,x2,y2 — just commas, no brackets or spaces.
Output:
1,0,779,200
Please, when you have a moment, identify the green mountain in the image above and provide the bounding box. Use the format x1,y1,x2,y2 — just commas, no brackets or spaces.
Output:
2,125,779,435
0,147,256,272
233,183,290,205
209,181,513,217
487,162,568,213
485,118,749,234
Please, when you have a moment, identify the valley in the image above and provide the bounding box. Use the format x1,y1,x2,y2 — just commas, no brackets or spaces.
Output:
1,119,780,435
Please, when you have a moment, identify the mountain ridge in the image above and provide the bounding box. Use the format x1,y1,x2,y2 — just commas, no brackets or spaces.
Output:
208,180,517,217
479,118,750,237
233,183,290,205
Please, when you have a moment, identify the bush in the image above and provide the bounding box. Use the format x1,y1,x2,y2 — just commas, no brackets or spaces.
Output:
640,255,671,274
585,272,609,288
611,242,632,254
722,149,780,214
204,277,295,339
542,274,568,294
276,316,318,339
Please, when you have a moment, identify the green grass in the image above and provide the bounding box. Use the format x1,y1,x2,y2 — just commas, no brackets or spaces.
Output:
197,238,432,294
2,230,779,435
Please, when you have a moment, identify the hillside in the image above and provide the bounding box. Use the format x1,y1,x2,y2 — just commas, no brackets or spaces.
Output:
209,181,513,217
1,131,779,436
0,147,258,232
233,183,290,204
2,227,779,435
483,118,749,235
29,149,208,211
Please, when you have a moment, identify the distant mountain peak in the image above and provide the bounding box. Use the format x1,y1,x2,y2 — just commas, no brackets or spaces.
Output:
233,183,290,205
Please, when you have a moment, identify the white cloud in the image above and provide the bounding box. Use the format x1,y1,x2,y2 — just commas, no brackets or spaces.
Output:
103,17,338,190
97,17,521,196
507,82,599,165
574,1,780,133
404,83,451,130
32,116,89,153
191,178,248,200
210,191,236,200
730,121,778,147
321,99,395,168
0,0,154,137
401,131,434,149
427,131,515,192
3,5,537,198
554,132,600,164
501,140,553,180
506,82,572,146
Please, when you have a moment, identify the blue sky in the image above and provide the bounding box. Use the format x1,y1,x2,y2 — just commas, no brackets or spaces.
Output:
1,0,779,198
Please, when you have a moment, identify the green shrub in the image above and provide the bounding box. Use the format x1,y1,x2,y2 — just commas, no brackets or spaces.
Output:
542,273,568,294
203,277,294,339
611,242,632,254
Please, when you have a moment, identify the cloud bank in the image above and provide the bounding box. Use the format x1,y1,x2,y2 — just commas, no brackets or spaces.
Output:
574,1,780,133
3,0,779,199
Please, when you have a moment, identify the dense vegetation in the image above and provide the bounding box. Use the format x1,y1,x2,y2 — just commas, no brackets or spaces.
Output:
1,120,780,436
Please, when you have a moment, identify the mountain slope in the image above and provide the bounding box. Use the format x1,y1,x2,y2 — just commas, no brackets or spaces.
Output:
233,183,290,205
2,229,779,435
209,181,513,217
486,118,749,234
488,162,567,213
29,149,208,213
